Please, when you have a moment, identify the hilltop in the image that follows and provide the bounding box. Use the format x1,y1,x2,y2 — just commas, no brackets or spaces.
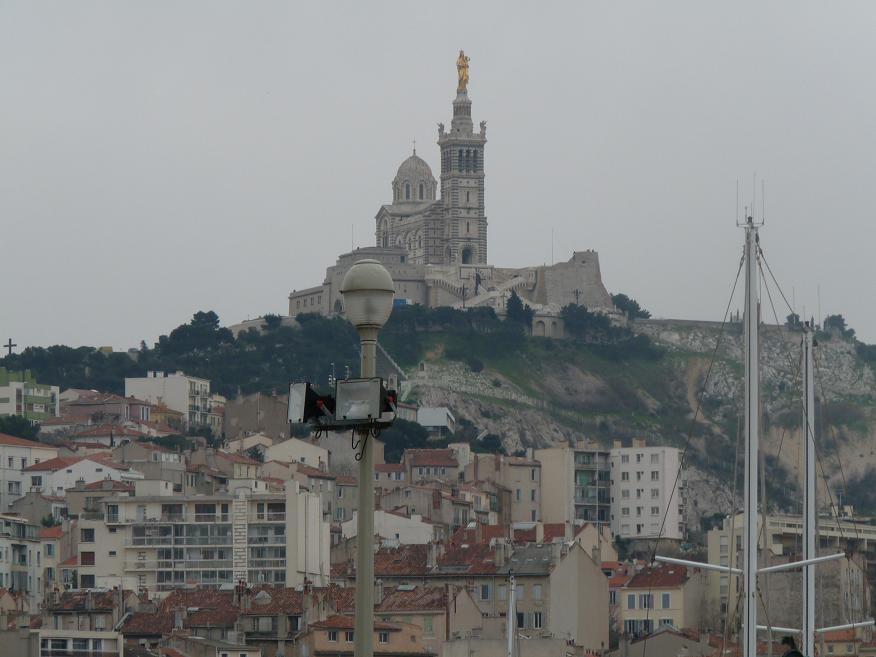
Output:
4,306,876,525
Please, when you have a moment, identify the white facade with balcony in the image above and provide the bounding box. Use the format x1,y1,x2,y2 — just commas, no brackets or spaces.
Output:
609,440,685,541
125,370,217,430
0,435,58,510
0,514,42,609
75,482,329,594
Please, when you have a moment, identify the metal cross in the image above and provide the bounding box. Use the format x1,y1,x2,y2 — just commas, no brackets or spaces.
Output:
4,339,16,356
412,138,416,155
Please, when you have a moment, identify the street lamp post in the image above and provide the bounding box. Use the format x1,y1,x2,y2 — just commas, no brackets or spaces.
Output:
340,259,395,657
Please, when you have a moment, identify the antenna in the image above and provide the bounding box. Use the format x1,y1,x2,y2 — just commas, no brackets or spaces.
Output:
817,285,822,329
736,179,740,224
761,179,765,223
351,224,354,252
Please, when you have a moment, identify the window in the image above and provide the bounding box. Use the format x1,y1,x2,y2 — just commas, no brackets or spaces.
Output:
533,612,543,629
662,593,671,608
108,551,116,558
651,471,660,481
479,584,491,600
379,631,389,643
660,618,674,627
530,489,536,501
72,639,89,651
636,472,643,481
651,488,660,498
80,528,95,543
405,183,411,200
337,487,343,498
30,476,42,487
651,454,660,464
621,507,629,516
516,489,521,501
530,468,536,481
345,631,354,642
80,574,95,588
419,183,424,200
621,490,630,499
423,616,433,635
621,455,629,464
609,590,617,605
81,552,95,566
328,631,338,642
627,594,635,609
516,612,524,629
45,544,54,557
20,458,26,469
639,593,653,609
621,472,629,481
532,584,542,600
636,454,642,463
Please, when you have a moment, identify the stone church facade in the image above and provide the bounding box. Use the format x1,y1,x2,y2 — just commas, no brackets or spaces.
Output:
288,61,616,338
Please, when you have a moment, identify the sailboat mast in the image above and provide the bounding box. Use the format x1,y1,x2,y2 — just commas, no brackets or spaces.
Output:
802,322,817,657
743,218,761,657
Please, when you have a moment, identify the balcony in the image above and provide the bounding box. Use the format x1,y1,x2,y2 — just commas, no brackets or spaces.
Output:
126,559,233,571
248,559,286,569
41,652,119,657
194,513,229,523
125,536,232,547
249,512,286,523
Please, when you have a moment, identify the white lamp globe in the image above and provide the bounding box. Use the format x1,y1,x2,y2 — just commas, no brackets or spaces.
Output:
340,260,395,330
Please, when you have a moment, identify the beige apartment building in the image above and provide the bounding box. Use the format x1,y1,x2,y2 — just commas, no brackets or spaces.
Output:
74,481,329,594
466,452,541,523
618,564,706,636
535,440,610,527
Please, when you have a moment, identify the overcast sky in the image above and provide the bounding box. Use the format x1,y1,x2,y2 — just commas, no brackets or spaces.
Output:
2,1,875,349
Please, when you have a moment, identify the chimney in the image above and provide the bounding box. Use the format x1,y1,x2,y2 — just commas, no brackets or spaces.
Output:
374,579,384,605
535,522,544,544
173,608,185,630
495,542,505,568
427,542,437,570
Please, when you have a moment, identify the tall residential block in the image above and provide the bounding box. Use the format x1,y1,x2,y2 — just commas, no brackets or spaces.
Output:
610,439,685,541
125,371,222,433
535,440,610,527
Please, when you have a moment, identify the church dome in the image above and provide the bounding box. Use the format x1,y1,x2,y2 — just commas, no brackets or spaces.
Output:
392,151,437,204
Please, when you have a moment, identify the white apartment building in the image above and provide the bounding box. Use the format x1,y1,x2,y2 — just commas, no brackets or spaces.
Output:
610,439,685,541
0,514,42,609
0,434,59,510
24,455,144,498
125,371,221,430
74,482,329,593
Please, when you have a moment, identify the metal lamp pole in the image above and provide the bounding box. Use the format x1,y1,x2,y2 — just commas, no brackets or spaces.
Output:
340,259,395,657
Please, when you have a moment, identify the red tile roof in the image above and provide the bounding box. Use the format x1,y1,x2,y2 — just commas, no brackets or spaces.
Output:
375,463,404,472
295,463,336,480
824,629,858,642
0,433,53,448
625,564,689,589
24,454,130,472
376,586,446,613
335,475,358,485
310,614,397,631
334,544,429,578
39,526,64,539
217,450,261,466
71,425,147,439
81,479,135,492
404,449,458,467
512,523,568,543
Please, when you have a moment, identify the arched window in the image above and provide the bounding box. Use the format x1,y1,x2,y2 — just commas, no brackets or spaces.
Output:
405,183,411,200
419,183,424,200
473,150,479,171
458,149,464,170
418,235,422,249
466,221,470,233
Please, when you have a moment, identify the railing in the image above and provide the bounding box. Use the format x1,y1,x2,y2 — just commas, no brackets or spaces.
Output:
193,513,229,523
126,559,233,570
249,513,286,522
248,559,286,569
125,536,232,547
247,535,285,545
41,651,119,657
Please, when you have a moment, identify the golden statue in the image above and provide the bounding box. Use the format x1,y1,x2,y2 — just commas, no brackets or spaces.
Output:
456,50,470,92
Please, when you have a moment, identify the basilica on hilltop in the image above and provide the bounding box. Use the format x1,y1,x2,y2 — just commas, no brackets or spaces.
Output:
288,52,616,338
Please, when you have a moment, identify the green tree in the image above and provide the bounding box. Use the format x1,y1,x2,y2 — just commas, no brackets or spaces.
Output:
472,433,506,455
611,293,651,320
0,415,39,440
506,291,534,331
379,419,436,463
245,446,265,462
785,312,801,330
824,314,855,338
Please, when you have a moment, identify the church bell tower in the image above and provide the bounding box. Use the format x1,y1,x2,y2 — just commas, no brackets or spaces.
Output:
437,50,487,266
